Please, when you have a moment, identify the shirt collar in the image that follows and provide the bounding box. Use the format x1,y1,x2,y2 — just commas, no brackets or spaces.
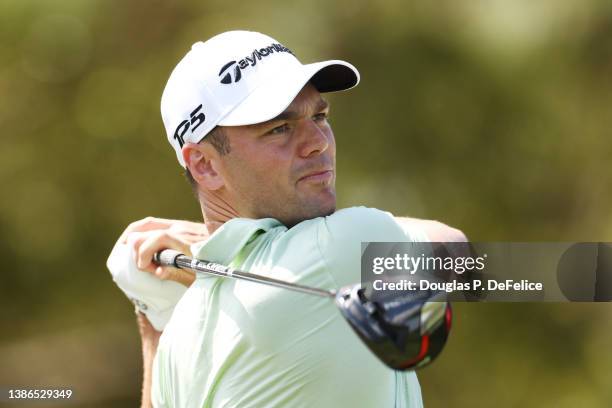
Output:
190,217,283,265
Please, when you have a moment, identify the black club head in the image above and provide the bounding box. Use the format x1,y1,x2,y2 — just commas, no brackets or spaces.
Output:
335,284,452,371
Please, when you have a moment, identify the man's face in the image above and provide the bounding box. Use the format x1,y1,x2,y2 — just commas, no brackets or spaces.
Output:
217,84,336,226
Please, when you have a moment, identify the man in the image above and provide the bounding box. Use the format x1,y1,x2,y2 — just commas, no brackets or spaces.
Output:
117,30,466,407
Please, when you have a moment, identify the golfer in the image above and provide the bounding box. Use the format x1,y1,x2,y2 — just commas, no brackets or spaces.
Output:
117,30,466,407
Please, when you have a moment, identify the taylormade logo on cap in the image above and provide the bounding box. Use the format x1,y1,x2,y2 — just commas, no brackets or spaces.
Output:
160,30,360,167
219,43,293,84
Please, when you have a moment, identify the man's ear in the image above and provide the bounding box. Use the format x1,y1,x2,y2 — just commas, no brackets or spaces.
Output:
182,142,224,190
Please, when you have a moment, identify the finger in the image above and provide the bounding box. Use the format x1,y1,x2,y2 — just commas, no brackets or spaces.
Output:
128,230,194,269
154,266,178,280
137,231,171,272
154,266,165,278
119,217,178,243
126,231,150,263
155,266,196,287
138,231,191,273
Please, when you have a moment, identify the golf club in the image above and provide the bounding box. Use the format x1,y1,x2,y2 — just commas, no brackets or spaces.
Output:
154,249,452,371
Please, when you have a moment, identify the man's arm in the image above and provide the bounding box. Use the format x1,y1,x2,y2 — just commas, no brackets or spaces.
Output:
117,217,211,407
137,312,161,408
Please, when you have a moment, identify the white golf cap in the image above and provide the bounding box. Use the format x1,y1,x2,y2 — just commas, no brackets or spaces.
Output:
161,30,360,167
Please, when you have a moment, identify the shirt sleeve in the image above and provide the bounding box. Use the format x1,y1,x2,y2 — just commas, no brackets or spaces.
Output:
317,207,429,287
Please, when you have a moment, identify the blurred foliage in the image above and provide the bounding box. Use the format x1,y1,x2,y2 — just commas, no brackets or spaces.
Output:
1,0,612,406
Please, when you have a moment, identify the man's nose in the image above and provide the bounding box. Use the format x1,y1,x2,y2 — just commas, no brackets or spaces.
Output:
297,119,329,158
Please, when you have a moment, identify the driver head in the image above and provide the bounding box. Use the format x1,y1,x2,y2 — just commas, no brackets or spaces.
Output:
335,284,452,370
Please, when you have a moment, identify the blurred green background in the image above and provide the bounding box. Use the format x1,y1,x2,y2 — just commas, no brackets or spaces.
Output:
1,0,611,406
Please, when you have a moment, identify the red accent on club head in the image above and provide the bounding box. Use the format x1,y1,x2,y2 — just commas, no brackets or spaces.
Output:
397,334,430,370
445,304,452,332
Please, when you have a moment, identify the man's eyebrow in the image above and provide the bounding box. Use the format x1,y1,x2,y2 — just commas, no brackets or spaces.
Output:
270,98,330,122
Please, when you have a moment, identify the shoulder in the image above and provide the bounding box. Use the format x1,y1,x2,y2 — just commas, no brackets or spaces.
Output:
319,206,411,242
323,206,398,229
298,207,410,287
395,218,467,243
326,206,395,224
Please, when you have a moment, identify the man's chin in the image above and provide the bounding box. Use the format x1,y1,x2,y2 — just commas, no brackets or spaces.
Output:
310,204,336,219
308,189,336,214
301,198,336,221
282,197,336,227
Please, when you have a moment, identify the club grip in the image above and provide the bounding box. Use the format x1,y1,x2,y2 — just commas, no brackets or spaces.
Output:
153,249,184,267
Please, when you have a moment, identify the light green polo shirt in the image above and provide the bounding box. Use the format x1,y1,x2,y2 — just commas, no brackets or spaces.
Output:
152,207,427,408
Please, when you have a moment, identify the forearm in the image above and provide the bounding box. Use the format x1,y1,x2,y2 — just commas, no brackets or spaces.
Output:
141,339,158,408
137,313,161,408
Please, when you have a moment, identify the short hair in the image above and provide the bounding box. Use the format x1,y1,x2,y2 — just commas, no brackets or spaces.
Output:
184,126,231,194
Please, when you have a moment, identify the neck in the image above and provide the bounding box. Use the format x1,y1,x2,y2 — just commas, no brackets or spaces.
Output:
198,190,241,234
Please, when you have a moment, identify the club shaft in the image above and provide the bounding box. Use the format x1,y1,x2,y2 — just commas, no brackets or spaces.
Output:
156,250,336,298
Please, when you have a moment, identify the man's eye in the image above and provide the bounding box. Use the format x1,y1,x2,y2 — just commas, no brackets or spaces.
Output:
313,112,329,122
269,124,290,135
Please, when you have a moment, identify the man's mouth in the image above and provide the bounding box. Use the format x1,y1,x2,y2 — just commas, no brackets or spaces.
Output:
298,169,334,183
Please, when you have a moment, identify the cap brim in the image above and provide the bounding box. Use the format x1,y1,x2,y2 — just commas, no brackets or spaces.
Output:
218,60,359,127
